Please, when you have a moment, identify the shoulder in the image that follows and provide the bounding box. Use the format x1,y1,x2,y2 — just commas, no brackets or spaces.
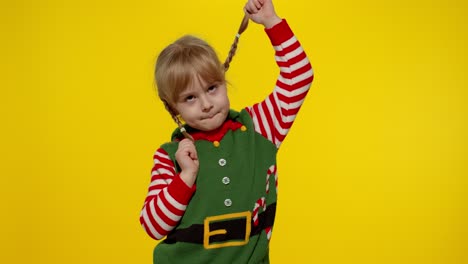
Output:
238,108,254,125
159,140,180,157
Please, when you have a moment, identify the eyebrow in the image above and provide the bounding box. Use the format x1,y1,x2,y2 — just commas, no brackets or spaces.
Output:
178,81,219,101
178,89,196,100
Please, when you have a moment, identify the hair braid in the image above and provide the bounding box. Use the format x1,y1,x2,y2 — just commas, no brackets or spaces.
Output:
163,100,194,142
162,14,249,142
223,14,250,71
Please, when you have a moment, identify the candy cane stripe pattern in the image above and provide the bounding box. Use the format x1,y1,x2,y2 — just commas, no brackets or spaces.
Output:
246,30,314,149
252,197,266,227
140,148,196,240
266,165,277,194
266,226,272,240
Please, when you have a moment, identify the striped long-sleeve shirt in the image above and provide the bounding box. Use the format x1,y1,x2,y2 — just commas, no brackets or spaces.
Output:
140,19,314,240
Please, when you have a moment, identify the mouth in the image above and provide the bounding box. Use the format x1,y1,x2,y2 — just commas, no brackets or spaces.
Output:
201,112,218,120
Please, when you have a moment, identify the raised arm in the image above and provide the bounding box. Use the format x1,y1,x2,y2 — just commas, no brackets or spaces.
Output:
139,148,196,240
245,0,314,148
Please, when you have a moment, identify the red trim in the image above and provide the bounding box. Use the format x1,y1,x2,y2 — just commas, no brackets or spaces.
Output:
189,119,243,142
265,19,294,46
167,174,197,204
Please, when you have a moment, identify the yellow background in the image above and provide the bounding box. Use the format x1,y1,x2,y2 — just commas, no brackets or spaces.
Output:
1,0,467,263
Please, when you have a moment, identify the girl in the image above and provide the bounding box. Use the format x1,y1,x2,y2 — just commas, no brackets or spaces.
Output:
140,0,314,263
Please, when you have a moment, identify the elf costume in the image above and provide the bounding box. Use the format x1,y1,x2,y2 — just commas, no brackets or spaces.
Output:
140,19,314,264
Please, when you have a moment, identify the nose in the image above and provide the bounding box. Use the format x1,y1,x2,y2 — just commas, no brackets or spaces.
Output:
200,95,213,112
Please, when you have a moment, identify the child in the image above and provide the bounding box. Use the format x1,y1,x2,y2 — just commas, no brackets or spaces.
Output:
140,0,314,263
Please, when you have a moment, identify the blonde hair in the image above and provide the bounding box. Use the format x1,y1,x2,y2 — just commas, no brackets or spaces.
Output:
155,36,225,107
154,15,249,140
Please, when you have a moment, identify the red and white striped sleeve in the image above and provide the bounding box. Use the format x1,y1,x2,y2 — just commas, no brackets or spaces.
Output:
140,148,196,240
246,19,314,148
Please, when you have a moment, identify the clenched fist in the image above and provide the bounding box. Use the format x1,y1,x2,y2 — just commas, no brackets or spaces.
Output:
175,138,199,187
244,0,281,29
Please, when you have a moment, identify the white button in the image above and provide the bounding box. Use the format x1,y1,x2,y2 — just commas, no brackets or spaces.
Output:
222,177,230,185
218,158,227,167
224,199,232,207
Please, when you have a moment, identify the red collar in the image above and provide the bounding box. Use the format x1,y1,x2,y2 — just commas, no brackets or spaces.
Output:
189,119,243,142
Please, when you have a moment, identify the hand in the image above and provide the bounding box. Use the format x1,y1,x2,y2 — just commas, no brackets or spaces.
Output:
244,0,282,28
175,139,199,187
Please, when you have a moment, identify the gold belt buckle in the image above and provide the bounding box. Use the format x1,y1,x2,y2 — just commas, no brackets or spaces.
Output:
203,211,252,249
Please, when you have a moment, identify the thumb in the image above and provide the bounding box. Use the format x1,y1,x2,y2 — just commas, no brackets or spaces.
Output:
189,149,198,160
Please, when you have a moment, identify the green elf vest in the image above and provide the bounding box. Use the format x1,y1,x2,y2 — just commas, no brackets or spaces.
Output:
154,109,278,264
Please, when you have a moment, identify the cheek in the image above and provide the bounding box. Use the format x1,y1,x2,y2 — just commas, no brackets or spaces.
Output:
225,96,231,110
175,105,194,120
179,109,195,122
219,92,230,110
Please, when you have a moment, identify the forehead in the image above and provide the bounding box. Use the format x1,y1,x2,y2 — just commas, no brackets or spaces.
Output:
188,74,209,89
178,75,209,96
168,62,225,105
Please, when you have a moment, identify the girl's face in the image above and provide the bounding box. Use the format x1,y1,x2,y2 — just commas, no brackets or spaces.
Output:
174,76,230,132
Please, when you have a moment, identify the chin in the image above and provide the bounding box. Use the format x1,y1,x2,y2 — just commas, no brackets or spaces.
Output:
202,120,224,132
197,113,226,132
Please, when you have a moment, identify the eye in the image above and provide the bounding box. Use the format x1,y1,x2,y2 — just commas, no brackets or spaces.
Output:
207,85,217,93
185,95,195,102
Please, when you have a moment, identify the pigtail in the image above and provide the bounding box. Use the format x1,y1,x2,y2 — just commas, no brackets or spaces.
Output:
163,100,195,142
163,14,249,142
223,14,250,71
